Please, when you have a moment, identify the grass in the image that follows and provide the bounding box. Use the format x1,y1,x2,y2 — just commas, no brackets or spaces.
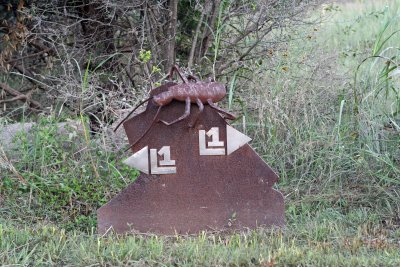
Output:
1,0,400,266
1,117,138,231
1,208,399,266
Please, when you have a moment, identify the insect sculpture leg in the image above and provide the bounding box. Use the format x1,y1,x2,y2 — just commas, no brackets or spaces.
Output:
187,74,198,82
188,98,204,127
160,96,191,126
124,105,163,152
169,65,189,84
207,99,237,120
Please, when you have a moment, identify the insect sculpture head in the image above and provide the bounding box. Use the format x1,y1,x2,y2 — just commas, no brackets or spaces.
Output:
152,91,173,106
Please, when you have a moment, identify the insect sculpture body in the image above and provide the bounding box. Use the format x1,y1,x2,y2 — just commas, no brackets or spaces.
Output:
115,65,236,151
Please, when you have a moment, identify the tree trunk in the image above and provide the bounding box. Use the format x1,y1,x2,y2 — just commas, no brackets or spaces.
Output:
164,0,178,70
188,4,206,69
198,0,221,61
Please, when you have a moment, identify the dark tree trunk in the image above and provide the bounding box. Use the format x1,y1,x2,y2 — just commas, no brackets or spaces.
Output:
164,0,178,70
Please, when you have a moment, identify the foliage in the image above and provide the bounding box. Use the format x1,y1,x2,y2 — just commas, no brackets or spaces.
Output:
0,116,138,231
233,1,400,222
0,0,319,123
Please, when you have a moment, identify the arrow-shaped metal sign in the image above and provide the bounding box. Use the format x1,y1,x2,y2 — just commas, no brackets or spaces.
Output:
226,125,252,155
123,146,149,174
123,146,177,175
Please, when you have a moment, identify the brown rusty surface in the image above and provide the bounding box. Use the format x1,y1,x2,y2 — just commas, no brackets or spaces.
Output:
98,93,284,234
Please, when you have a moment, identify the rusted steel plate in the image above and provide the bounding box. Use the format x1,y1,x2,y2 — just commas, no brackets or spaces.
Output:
98,92,284,234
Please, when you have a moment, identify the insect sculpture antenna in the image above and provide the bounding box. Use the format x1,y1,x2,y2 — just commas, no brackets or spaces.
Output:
122,105,163,152
114,97,153,132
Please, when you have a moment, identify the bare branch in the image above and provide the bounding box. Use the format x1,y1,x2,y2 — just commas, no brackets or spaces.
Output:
0,82,42,110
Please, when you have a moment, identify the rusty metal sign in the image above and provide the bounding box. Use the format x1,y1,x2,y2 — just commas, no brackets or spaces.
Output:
98,79,284,235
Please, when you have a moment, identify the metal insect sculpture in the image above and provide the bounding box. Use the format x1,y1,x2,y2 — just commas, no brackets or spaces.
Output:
115,65,236,151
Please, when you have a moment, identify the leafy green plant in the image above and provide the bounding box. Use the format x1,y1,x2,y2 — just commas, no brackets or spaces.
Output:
353,15,400,118
1,116,138,231
139,49,152,63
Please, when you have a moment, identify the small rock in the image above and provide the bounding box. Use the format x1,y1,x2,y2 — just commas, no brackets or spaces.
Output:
0,120,87,155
